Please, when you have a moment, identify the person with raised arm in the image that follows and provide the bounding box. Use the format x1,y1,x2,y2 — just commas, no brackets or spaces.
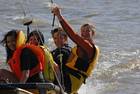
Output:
51,6,100,94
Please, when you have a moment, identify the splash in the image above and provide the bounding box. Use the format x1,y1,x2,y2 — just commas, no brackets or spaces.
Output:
95,58,140,81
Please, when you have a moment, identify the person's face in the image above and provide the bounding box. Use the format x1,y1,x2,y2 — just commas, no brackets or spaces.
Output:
80,25,94,40
52,32,67,48
28,35,39,46
6,36,16,51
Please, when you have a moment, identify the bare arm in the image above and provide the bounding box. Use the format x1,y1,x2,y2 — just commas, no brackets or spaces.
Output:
52,6,94,59
20,70,30,83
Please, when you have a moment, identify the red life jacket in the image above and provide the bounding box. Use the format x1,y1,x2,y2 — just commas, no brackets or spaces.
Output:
8,44,45,80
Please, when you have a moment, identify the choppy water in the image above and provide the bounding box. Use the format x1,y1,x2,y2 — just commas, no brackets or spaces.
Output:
0,0,140,94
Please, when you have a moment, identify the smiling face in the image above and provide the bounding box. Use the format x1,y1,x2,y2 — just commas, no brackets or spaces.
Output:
80,24,95,41
6,34,17,51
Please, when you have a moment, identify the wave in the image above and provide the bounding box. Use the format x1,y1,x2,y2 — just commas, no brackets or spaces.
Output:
79,58,140,94
12,15,51,27
95,58,140,81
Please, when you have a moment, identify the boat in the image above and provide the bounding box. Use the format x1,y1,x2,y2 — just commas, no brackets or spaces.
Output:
0,69,64,94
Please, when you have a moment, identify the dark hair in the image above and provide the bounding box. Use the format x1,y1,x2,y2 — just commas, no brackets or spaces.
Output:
0,29,18,62
51,27,67,37
27,30,45,45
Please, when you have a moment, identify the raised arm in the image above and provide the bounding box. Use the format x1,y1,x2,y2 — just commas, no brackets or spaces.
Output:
51,6,94,59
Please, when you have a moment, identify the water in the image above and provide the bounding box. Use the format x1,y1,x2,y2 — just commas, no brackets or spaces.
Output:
0,0,140,94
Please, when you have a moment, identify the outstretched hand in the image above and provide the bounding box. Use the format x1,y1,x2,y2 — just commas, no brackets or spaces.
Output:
51,5,61,17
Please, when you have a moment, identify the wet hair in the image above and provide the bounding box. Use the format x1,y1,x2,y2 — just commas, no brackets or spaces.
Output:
0,29,18,62
27,30,45,45
81,23,96,34
51,27,67,38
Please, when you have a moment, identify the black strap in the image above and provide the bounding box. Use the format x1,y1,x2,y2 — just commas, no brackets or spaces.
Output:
65,66,87,80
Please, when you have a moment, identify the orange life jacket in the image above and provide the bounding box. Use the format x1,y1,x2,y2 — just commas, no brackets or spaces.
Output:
8,44,45,80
